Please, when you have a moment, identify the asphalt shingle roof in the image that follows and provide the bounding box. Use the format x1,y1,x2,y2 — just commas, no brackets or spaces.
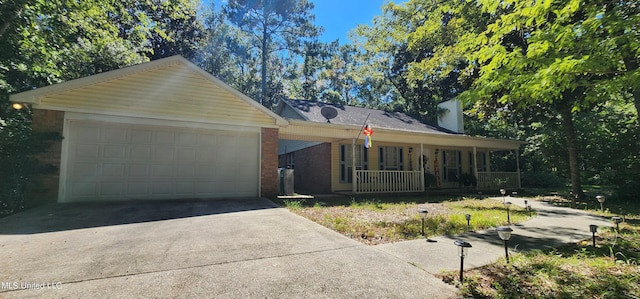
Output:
283,99,460,135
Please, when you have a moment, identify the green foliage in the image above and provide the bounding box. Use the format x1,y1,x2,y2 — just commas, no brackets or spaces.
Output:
283,199,305,209
459,173,477,187
521,172,567,188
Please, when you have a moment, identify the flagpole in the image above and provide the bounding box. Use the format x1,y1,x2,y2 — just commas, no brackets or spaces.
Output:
354,113,371,143
353,113,371,194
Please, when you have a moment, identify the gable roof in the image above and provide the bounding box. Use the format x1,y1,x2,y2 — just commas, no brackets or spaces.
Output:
10,55,288,128
277,99,459,135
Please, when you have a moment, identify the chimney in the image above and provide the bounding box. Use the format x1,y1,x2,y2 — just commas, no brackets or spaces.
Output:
437,99,464,133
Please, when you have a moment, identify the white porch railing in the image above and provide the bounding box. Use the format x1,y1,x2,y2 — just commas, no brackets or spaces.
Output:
477,172,520,189
355,170,424,193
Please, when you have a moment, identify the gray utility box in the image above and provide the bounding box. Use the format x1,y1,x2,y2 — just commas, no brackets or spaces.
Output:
278,168,294,196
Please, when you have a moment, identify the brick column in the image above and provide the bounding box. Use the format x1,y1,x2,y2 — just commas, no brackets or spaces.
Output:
260,127,279,198
30,109,65,202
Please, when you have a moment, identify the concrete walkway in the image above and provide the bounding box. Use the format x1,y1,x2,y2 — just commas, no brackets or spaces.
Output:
376,197,612,275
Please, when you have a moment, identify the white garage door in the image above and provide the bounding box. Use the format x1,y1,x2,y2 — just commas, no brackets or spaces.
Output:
63,120,260,202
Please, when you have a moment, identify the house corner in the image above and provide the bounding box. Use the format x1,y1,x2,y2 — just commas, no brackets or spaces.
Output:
261,127,279,198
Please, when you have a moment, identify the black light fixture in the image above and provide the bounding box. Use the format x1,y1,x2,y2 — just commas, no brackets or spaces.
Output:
454,240,472,282
465,214,471,232
524,199,528,206
612,216,622,234
500,189,506,203
596,195,605,212
418,209,428,236
526,204,532,217
589,224,598,247
496,226,513,263
503,201,512,224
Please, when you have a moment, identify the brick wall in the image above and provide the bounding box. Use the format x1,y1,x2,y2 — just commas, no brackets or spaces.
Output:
260,128,279,198
30,109,65,202
279,143,332,194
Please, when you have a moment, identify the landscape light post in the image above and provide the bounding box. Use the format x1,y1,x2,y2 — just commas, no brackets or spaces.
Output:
612,216,622,234
418,209,428,236
590,225,598,247
596,195,605,212
500,189,506,203
465,214,471,232
454,240,472,282
504,201,512,224
497,226,513,263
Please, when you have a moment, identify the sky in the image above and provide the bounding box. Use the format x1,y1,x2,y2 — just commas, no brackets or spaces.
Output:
311,0,388,44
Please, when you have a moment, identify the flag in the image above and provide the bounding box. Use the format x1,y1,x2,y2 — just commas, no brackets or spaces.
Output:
363,124,373,148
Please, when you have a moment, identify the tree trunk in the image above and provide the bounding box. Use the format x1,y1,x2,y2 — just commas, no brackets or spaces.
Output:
260,6,268,107
558,102,583,205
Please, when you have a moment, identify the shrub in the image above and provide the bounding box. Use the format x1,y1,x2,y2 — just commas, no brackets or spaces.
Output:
521,171,566,188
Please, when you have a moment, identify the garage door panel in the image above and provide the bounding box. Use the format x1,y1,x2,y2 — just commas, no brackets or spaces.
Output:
177,132,198,145
151,182,174,195
131,129,152,143
100,183,123,196
177,165,196,177
104,128,127,142
102,163,125,178
104,145,126,159
65,121,260,202
131,146,151,159
151,164,174,178
128,164,150,177
153,148,175,161
70,163,99,179
127,182,149,195
176,182,194,194
70,182,97,197
155,131,175,144
76,126,101,140
74,144,100,159
177,148,197,162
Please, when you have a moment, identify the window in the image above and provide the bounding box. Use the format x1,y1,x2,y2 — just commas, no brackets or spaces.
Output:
443,150,461,182
476,152,487,172
379,146,404,170
340,144,368,183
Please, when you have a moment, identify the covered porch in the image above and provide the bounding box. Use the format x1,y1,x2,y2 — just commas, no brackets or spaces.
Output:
279,119,524,195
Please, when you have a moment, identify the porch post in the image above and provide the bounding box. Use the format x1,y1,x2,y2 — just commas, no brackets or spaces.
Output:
352,138,356,194
473,147,478,190
420,144,425,191
516,148,521,189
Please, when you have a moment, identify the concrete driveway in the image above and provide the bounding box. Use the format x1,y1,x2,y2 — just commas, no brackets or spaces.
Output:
0,198,458,298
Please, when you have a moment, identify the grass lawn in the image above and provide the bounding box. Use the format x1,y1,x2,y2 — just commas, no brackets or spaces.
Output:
279,191,640,298
281,194,531,245
440,215,640,298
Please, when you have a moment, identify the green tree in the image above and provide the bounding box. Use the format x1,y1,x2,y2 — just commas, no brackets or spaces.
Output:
456,0,640,200
224,0,320,108
353,0,488,122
